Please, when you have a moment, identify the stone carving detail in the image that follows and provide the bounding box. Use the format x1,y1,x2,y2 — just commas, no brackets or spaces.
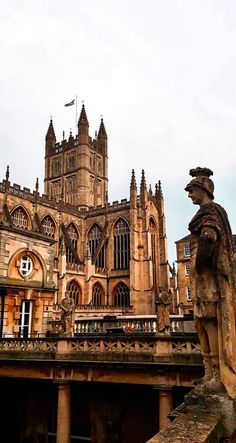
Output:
0,339,58,352
59,293,75,336
185,167,236,399
156,287,171,333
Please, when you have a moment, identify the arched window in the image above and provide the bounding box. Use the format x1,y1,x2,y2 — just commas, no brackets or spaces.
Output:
66,280,81,305
92,282,104,305
41,215,55,238
11,207,29,229
114,219,130,270
88,224,105,269
66,223,78,264
149,218,157,287
114,283,130,307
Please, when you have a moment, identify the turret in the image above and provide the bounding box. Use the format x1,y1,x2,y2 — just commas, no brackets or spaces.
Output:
78,104,89,144
130,169,137,208
97,118,107,155
45,119,56,155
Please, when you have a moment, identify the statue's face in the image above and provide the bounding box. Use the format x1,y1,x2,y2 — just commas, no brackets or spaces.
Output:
187,185,206,206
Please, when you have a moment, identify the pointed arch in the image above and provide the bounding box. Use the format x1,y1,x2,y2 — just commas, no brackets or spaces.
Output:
92,282,105,305
11,205,31,230
66,222,79,265
66,279,82,305
41,214,56,238
113,282,130,307
149,217,157,288
88,223,105,269
113,218,130,270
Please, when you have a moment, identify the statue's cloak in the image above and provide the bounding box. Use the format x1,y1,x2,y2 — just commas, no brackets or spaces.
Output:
189,202,236,398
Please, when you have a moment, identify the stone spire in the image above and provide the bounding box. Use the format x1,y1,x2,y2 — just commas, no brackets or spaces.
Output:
78,104,89,143
130,169,137,191
149,184,153,197
130,169,137,208
5,165,9,183
140,170,148,207
4,165,10,201
46,119,56,140
97,118,107,154
155,180,164,214
35,177,39,193
140,170,147,192
98,118,107,138
155,180,163,199
45,119,56,153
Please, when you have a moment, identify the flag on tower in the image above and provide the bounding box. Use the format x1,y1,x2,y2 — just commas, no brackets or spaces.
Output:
64,99,75,107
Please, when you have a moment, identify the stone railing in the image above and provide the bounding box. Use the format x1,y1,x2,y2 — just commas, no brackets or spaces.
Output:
0,335,201,363
73,315,192,334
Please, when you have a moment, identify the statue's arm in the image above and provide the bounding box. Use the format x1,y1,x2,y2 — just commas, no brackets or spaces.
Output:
196,226,218,273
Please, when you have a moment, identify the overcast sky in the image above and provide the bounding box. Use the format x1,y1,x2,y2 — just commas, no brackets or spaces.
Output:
0,0,236,263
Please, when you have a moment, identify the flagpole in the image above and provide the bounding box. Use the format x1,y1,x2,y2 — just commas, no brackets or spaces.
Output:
75,95,78,134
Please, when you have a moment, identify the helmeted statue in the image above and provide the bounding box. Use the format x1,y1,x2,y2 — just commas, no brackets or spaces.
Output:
185,167,236,398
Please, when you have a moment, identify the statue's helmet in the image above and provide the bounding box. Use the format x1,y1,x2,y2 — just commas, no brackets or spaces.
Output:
184,167,214,200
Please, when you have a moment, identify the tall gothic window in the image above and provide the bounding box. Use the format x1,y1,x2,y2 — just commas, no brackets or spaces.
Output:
67,280,81,305
114,219,130,270
149,218,157,288
51,180,61,199
92,282,104,305
88,224,105,269
66,223,78,265
11,207,29,229
114,283,130,307
41,215,55,238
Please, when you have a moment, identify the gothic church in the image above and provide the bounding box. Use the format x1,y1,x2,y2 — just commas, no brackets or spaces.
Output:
0,104,169,337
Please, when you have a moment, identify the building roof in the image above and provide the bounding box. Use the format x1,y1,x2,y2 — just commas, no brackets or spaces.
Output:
175,234,190,244
176,233,236,251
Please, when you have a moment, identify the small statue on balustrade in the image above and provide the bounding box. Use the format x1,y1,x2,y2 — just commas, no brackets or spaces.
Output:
60,292,75,336
156,287,171,334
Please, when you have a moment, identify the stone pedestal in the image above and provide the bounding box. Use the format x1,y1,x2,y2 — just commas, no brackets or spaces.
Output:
147,386,236,442
56,382,71,443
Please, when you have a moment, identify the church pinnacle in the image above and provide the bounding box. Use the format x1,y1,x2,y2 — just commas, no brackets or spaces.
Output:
46,119,56,141
130,169,137,191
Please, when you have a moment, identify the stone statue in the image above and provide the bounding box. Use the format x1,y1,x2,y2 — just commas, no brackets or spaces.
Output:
60,292,75,336
185,167,236,398
156,287,171,333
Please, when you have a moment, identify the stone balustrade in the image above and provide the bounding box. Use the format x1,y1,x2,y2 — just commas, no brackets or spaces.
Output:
0,334,201,361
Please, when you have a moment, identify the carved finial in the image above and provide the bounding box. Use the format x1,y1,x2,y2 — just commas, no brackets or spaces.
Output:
5,165,9,182
130,169,137,190
140,170,147,191
189,167,213,178
149,184,153,196
35,177,39,193
172,262,176,276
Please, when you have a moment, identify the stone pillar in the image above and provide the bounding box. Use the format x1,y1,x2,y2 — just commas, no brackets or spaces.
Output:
154,385,173,431
56,382,71,443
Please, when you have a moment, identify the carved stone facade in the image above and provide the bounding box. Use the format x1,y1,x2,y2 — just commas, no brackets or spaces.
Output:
0,104,170,337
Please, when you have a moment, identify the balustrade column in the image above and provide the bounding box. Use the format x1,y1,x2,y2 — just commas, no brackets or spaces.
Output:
56,381,71,443
154,385,173,431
